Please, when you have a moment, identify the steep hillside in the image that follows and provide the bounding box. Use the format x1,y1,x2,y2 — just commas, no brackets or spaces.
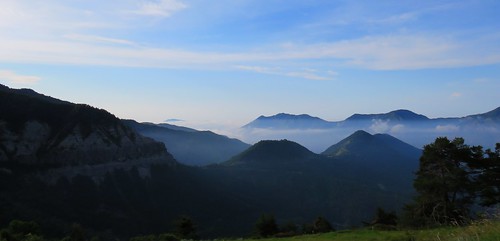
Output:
322,130,421,189
322,130,421,162
124,120,250,166
0,84,174,167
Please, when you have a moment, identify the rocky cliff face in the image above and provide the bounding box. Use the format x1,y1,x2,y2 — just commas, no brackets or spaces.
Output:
0,84,176,173
0,120,173,166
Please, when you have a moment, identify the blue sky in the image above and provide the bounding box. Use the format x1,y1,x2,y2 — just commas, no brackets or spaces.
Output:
1,0,499,133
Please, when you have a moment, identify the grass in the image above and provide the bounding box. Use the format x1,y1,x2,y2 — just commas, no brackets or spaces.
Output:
227,221,500,241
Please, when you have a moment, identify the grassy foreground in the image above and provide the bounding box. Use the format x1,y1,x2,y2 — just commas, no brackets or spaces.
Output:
240,221,500,241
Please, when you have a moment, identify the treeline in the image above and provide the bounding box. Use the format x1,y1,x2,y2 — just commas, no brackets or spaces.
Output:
0,86,120,135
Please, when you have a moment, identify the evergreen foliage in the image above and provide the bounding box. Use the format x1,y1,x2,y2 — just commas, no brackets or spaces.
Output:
173,216,197,240
255,214,278,238
404,137,500,227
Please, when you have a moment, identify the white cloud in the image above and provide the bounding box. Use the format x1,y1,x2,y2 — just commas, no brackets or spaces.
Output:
435,124,460,132
131,0,187,17
0,70,41,84
390,124,406,133
370,119,390,133
292,34,500,70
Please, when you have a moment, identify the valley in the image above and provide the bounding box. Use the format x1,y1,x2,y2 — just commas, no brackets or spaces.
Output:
0,84,498,240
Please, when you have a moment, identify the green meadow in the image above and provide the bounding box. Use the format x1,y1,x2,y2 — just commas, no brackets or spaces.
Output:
236,221,500,241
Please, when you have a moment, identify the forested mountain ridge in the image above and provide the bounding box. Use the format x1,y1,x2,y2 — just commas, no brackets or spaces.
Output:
0,84,175,168
124,120,250,166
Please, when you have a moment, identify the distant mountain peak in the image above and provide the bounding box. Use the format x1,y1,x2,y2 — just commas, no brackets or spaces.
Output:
322,130,421,160
350,130,372,138
466,106,500,120
346,109,429,121
256,113,322,120
223,139,316,166
243,113,333,129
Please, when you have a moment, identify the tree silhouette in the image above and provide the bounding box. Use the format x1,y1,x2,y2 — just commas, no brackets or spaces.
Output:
173,216,197,240
255,214,278,238
312,216,334,233
405,137,477,226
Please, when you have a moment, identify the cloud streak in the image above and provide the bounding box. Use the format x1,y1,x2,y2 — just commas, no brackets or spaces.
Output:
0,70,41,84
236,66,336,81
2,33,499,72
130,0,187,17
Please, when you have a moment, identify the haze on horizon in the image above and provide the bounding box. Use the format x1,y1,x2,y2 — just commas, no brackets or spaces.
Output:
0,0,499,133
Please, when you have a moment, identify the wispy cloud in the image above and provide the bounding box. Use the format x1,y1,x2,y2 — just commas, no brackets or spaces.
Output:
2,33,499,73
130,0,187,17
236,65,335,80
435,124,460,132
370,12,418,25
0,70,41,84
64,34,136,46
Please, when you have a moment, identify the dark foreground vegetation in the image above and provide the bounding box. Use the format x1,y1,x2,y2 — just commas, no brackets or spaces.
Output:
1,137,498,241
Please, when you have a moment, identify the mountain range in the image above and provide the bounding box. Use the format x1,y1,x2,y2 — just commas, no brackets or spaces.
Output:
123,120,250,166
245,108,499,129
0,84,495,239
241,108,500,152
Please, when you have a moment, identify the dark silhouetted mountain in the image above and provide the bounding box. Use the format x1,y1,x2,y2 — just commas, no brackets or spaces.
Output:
0,84,175,168
322,130,421,160
124,120,250,166
345,109,429,122
223,139,317,167
322,130,421,186
212,132,421,230
243,113,335,129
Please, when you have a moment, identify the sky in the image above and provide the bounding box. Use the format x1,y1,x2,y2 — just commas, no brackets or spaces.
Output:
1,0,499,134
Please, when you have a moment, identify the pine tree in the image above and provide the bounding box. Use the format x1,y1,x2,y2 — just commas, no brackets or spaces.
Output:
406,137,476,226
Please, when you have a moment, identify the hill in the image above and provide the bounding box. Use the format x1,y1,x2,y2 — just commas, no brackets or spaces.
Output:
0,84,174,168
322,130,421,190
212,133,420,229
124,120,250,166
223,139,316,167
